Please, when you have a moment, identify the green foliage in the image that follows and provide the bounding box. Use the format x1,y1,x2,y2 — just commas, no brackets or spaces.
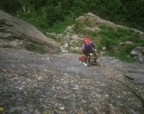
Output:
47,16,74,33
107,45,136,62
98,25,142,62
0,0,21,12
1,0,144,31
100,34,118,50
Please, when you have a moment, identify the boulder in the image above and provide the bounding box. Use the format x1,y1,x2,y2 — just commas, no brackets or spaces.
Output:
0,10,60,53
131,47,144,62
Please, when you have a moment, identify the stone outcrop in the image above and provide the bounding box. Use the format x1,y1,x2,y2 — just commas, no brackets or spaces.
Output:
131,46,144,62
76,12,144,36
0,10,60,53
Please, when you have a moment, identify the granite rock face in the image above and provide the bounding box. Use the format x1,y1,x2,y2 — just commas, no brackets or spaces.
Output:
0,48,144,114
0,10,60,53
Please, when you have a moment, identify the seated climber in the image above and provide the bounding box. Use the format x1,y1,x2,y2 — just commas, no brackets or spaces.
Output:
82,37,98,63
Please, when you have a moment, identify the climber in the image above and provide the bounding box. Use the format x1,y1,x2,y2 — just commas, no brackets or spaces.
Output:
82,37,98,64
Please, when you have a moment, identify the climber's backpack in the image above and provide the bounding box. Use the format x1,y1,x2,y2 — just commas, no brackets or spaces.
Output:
79,55,87,62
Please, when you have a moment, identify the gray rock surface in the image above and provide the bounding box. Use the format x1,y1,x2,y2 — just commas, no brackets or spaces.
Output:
0,10,60,53
0,48,144,114
131,47,144,62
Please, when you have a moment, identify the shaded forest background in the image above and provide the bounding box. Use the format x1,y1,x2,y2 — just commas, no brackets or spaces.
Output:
0,0,144,34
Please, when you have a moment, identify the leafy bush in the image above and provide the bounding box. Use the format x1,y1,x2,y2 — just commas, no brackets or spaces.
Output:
99,34,118,50
47,16,74,33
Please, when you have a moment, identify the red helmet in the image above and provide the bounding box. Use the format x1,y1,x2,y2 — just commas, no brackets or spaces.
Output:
83,37,90,45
